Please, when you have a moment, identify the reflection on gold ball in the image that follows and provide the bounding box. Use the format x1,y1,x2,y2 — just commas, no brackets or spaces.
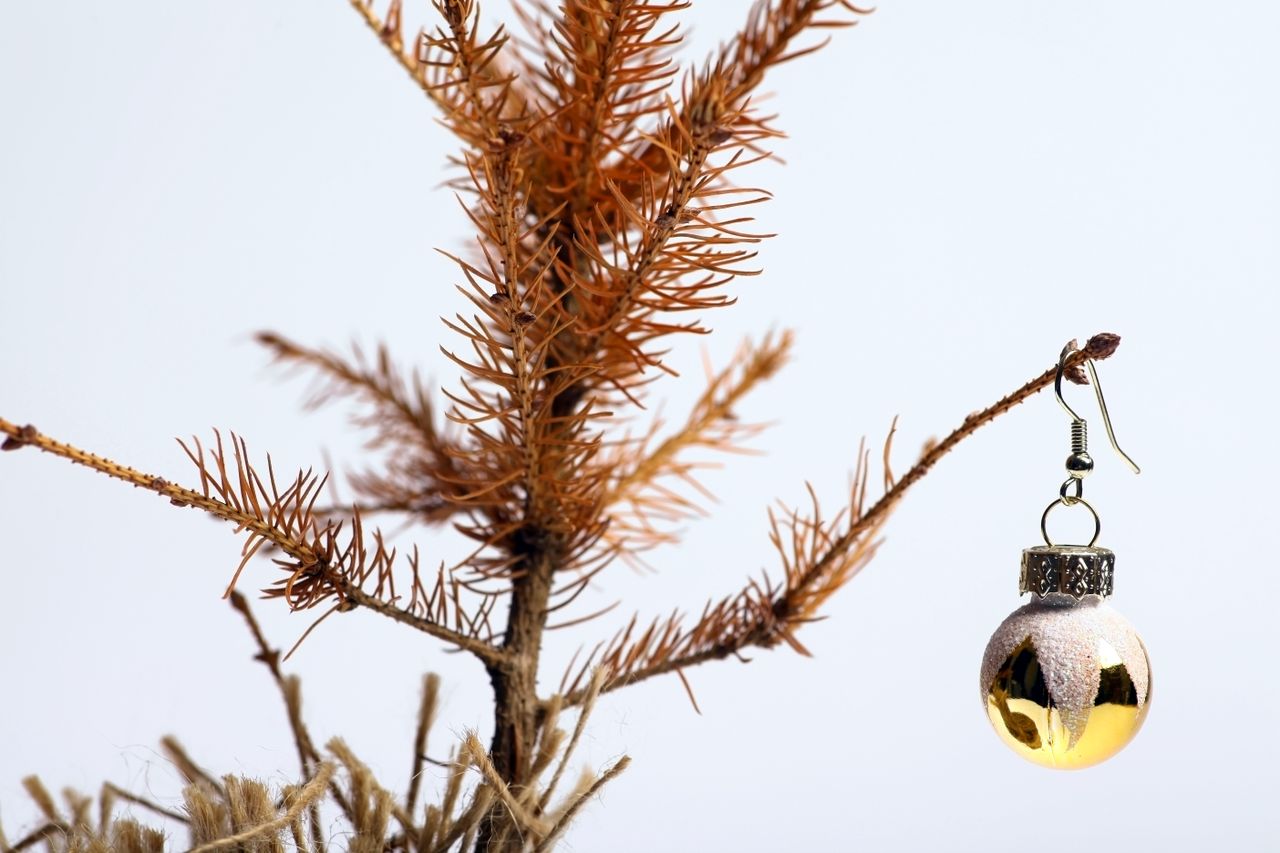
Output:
980,597,1151,769
985,633,1151,769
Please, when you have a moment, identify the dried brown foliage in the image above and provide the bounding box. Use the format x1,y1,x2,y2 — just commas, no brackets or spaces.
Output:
0,595,621,853
1,0,1126,849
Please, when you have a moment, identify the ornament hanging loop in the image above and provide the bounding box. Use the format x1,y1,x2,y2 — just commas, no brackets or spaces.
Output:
1058,477,1083,503
1040,495,1101,547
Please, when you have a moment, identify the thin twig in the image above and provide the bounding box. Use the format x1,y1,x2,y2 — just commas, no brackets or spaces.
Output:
101,784,189,824
227,590,347,844
6,822,66,852
347,0,435,97
229,591,318,774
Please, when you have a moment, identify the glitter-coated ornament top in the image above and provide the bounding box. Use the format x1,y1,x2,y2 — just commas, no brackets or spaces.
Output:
980,595,1150,769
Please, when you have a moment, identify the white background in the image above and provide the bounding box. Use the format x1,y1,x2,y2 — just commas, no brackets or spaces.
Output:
2,2,1277,850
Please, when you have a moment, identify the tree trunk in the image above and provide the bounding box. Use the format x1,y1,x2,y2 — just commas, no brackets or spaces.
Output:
475,548,555,852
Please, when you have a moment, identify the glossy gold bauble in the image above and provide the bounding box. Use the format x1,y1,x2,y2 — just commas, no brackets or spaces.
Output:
980,595,1151,769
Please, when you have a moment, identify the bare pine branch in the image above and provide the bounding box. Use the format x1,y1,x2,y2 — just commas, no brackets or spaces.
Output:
348,0,528,145
0,419,506,665
550,333,1122,709
256,332,465,524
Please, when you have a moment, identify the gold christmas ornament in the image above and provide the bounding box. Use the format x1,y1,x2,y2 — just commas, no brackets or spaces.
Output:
980,343,1151,769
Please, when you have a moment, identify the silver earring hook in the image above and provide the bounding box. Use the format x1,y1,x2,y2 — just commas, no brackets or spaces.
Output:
1055,341,1141,475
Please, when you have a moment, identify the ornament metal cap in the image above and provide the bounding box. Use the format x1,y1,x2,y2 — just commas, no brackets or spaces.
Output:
1019,545,1115,600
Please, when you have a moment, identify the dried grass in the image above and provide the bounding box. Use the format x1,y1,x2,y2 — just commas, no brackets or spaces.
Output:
1,597,626,853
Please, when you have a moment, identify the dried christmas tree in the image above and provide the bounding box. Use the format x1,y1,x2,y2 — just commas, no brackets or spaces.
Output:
0,1,1123,850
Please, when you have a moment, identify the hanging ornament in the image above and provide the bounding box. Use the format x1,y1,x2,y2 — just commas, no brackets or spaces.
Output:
980,342,1151,769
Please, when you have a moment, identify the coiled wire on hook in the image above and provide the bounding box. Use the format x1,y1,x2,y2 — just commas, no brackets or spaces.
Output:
1071,419,1088,456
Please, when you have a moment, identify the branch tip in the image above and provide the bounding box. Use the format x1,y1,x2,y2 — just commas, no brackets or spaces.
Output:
1,423,37,451
1066,332,1122,384
1083,332,1122,361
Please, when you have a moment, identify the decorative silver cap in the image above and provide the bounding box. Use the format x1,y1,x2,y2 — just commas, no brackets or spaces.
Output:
1020,545,1115,599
